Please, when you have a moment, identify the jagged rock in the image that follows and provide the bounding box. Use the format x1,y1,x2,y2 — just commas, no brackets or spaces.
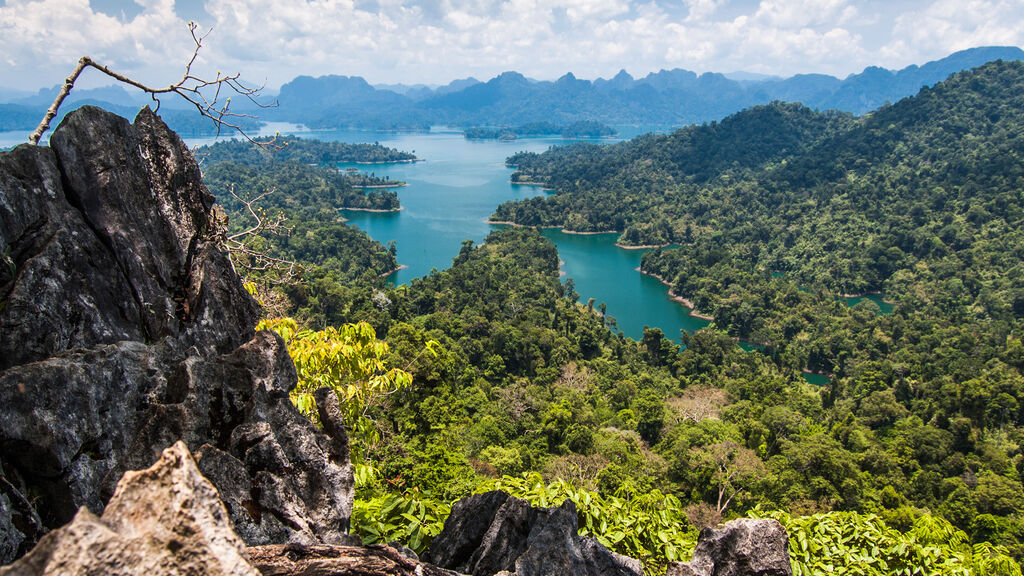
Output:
0,144,143,371
0,106,354,564
0,442,260,576
49,106,257,351
248,544,462,576
388,540,420,562
666,518,791,576
425,491,643,576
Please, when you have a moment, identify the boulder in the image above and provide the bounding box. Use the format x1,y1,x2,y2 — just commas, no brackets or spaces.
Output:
0,106,354,564
425,491,643,576
0,442,259,576
666,518,791,576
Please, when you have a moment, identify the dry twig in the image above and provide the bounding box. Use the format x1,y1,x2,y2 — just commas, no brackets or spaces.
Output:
220,185,300,283
30,22,274,145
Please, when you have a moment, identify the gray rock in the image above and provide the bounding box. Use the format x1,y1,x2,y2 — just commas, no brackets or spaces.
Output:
666,518,791,576
0,106,353,564
0,144,142,371
0,442,260,576
388,540,420,562
50,106,259,351
426,491,643,576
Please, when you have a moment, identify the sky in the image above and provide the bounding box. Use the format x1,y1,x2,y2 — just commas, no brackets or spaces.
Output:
0,0,1022,92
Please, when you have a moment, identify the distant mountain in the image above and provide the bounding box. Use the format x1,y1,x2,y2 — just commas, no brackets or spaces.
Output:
3,46,1021,133
267,46,1023,129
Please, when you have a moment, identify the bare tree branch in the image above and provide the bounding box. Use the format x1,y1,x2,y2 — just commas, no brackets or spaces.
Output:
30,22,275,145
217,185,301,285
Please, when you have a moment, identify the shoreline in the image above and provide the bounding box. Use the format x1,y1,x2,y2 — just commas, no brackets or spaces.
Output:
486,220,618,236
560,228,618,235
356,183,408,189
636,268,715,321
802,368,834,380
510,182,556,192
839,290,894,304
352,158,419,165
381,264,409,278
616,242,670,250
339,206,404,213
486,220,562,229
487,220,671,249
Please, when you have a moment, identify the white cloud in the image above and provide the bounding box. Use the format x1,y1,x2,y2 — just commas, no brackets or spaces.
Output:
683,0,725,22
882,0,1024,67
0,0,1020,91
752,0,852,29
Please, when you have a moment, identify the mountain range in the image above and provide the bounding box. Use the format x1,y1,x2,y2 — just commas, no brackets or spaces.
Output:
1,46,1021,135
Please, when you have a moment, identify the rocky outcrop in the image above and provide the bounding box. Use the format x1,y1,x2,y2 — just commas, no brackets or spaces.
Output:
0,106,354,564
0,442,259,576
425,491,643,576
666,518,791,576
2,442,459,576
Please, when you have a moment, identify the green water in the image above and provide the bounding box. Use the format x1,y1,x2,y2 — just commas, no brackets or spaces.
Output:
802,371,831,386
845,293,895,314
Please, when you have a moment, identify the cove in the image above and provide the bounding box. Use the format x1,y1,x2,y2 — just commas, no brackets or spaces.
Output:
536,229,710,341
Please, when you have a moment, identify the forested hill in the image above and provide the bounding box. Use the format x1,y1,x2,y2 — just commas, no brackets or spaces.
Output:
494,59,1024,290
266,46,1021,129
467,60,1024,566
266,46,1022,129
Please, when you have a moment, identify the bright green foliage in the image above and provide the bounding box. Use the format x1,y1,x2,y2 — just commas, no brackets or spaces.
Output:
481,473,698,572
352,489,451,553
754,509,1022,576
257,318,428,453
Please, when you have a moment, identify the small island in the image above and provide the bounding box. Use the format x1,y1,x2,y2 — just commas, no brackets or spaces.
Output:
197,135,418,165
464,120,616,140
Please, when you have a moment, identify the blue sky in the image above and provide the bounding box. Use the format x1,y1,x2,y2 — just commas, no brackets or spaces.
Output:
0,0,1021,91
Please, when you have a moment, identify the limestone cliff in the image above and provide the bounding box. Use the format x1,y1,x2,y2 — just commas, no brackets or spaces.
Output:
0,106,354,564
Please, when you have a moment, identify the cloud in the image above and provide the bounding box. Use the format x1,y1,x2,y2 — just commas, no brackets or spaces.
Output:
752,0,852,28
882,0,1024,67
0,0,193,85
0,0,1020,91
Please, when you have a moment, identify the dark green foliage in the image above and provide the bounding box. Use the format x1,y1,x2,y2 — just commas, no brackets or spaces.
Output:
464,121,616,140
197,135,417,165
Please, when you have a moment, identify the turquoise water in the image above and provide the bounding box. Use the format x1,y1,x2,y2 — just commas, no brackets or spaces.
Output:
240,126,704,343
537,229,710,342
845,293,895,314
802,372,831,386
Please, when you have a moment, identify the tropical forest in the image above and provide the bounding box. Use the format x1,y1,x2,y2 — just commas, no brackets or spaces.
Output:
190,60,1024,575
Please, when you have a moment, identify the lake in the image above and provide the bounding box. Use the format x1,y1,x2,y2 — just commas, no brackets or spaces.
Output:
265,126,707,343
